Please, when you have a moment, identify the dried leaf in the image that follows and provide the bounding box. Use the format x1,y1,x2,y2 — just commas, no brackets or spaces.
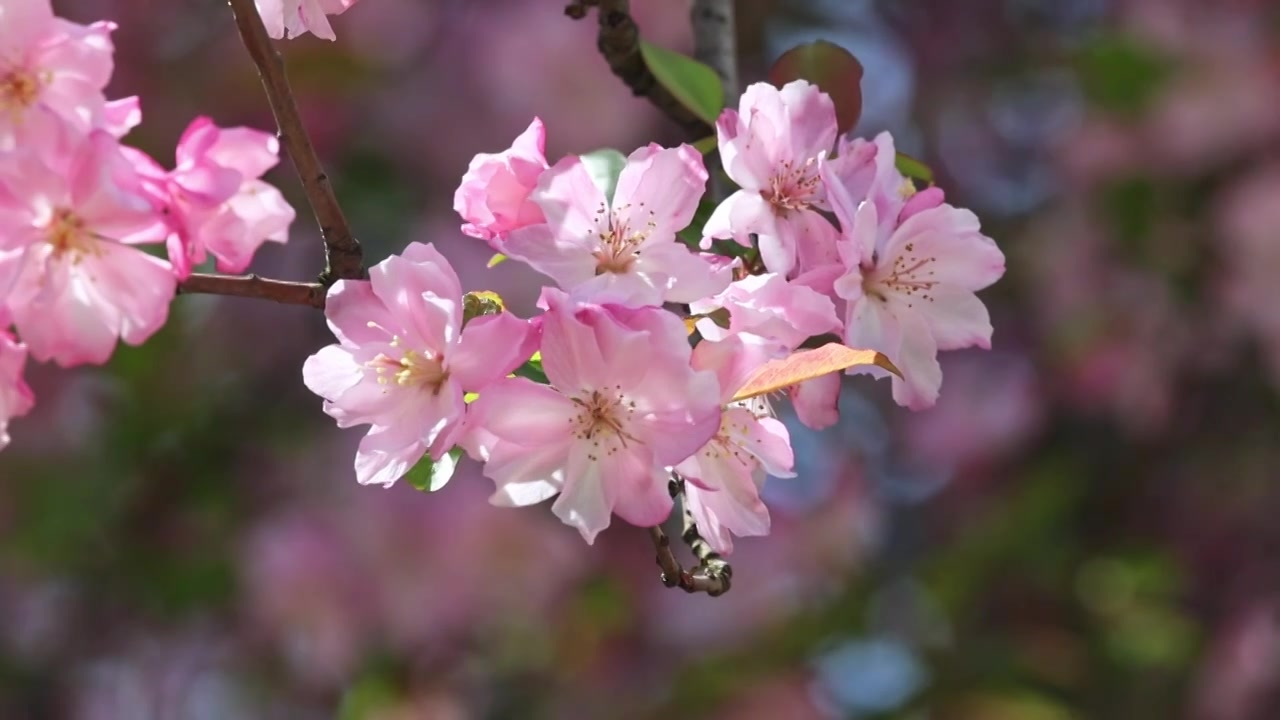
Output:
731,343,900,402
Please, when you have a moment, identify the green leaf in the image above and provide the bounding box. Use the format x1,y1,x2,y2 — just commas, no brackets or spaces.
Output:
1075,34,1171,117
579,148,628,204
676,197,717,247
692,135,717,154
337,671,399,720
895,152,934,184
487,253,507,267
403,448,460,492
639,41,725,126
767,40,864,132
513,356,548,384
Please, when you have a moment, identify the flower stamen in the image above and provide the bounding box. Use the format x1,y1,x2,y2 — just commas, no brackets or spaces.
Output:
45,209,97,261
365,337,449,393
0,68,39,111
571,387,640,460
593,205,656,275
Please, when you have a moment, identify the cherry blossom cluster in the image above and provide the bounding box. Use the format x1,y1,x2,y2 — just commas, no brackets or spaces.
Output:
304,80,1006,551
0,0,296,449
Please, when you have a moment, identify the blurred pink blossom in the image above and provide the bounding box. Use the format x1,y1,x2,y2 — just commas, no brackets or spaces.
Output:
902,350,1043,471
0,0,124,146
129,116,294,279
255,0,361,42
0,130,173,367
1191,600,1280,720
0,329,33,451
1214,163,1280,389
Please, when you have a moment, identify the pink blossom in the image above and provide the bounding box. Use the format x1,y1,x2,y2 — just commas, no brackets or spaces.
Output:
691,272,840,349
129,117,294,279
0,130,173,367
454,118,548,251
464,289,721,543
702,80,844,277
677,336,794,554
0,1,123,147
255,0,361,41
789,371,843,430
0,329,34,450
504,143,728,307
825,145,1005,410
689,272,845,429
302,242,536,487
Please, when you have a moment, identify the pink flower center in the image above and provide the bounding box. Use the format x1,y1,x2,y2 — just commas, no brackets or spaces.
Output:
45,209,97,261
0,68,40,111
698,431,753,467
570,386,639,461
764,158,821,213
866,240,938,306
365,333,449,394
593,205,655,275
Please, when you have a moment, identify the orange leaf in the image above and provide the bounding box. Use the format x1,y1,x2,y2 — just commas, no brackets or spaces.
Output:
767,41,864,133
730,343,900,402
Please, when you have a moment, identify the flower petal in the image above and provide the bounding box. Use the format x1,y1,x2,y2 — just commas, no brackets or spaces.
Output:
450,311,538,390
613,143,707,241
790,371,841,430
469,377,576,445
530,155,607,245
553,443,614,544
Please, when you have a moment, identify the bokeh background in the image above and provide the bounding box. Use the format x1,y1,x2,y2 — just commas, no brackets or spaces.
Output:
4,0,1280,717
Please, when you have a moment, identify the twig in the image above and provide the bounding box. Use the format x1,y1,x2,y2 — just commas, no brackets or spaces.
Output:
226,0,364,283
646,478,733,596
178,272,326,308
691,0,737,203
565,0,711,138
691,0,738,101
680,488,733,595
649,526,686,588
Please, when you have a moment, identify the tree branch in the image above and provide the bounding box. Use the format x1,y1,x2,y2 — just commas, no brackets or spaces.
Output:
691,0,738,101
691,0,737,203
646,478,733,596
178,273,326,308
565,0,711,138
226,0,364,283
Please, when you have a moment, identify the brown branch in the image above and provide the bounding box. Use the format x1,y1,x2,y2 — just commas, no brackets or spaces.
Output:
178,272,326,308
691,0,738,101
681,493,732,594
226,0,364,283
691,0,737,203
646,478,733,596
565,0,711,138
